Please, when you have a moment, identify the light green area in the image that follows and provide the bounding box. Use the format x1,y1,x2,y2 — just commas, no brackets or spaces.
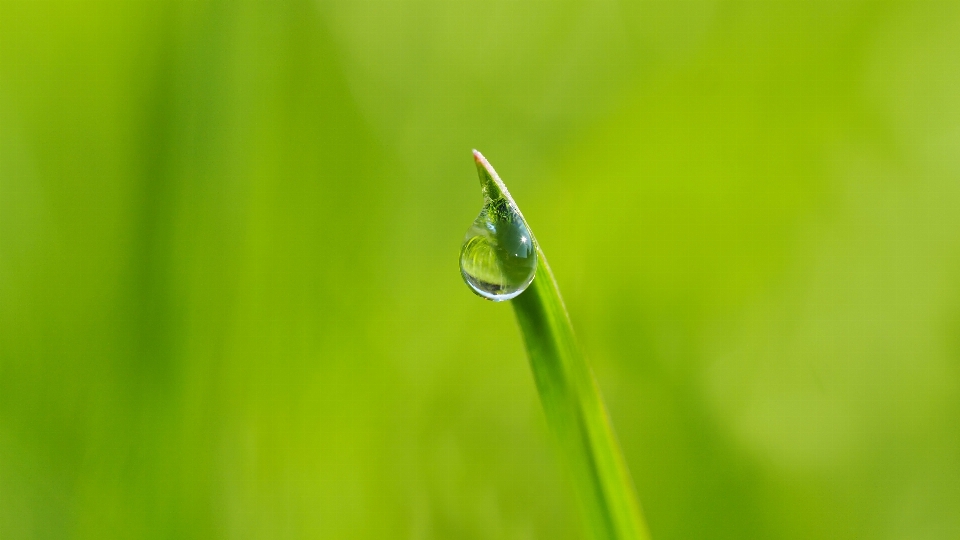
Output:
2,1,960,539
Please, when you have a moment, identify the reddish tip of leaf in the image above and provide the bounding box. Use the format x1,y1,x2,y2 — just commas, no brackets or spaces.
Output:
473,150,495,177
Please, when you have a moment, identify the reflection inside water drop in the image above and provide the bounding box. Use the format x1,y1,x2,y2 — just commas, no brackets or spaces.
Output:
459,152,537,301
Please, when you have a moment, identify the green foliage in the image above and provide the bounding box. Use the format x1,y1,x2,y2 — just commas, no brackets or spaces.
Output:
514,254,650,540
4,1,960,539
471,152,647,539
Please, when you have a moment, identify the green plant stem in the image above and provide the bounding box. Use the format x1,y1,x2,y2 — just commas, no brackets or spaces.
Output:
512,248,650,540
470,150,648,539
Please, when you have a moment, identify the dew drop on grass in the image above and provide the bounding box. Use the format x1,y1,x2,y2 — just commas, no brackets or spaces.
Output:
460,151,537,301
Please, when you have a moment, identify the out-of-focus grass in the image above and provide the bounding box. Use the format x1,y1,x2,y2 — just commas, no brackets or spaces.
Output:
2,1,960,539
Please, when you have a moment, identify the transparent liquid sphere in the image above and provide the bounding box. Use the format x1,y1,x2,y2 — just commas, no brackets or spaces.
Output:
460,199,537,301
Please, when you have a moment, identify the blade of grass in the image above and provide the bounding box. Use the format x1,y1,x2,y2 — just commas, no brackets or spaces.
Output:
513,255,650,540
473,151,651,540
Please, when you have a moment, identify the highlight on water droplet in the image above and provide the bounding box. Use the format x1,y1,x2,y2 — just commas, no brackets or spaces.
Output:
460,150,537,301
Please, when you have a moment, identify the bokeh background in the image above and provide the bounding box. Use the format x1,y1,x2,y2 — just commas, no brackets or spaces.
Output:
3,1,960,538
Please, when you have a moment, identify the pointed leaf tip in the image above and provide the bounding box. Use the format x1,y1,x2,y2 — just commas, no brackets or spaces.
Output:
473,150,500,194
473,150,494,177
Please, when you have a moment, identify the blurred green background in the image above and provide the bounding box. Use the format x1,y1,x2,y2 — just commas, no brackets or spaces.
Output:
2,1,960,538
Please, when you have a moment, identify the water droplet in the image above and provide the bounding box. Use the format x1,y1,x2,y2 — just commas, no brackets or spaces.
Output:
460,151,537,301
